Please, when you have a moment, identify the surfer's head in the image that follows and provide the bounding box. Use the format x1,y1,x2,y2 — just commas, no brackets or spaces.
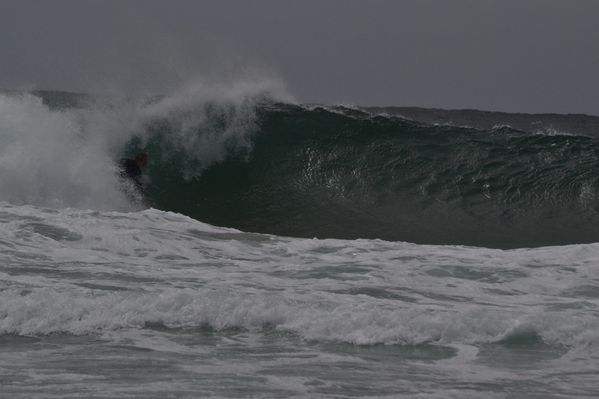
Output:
135,153,148,168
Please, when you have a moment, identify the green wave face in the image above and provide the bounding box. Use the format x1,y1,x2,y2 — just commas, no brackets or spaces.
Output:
137,104,599,249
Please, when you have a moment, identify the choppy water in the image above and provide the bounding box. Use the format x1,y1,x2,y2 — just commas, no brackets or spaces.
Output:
1,88,599,397
1,203,598,398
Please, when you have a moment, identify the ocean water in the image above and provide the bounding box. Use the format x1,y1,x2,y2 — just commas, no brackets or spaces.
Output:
1,88,598,398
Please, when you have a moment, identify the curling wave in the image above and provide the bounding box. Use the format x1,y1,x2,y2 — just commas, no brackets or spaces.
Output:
142,104,599,248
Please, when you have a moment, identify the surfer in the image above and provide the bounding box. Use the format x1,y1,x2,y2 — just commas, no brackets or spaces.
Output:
118,153,148,193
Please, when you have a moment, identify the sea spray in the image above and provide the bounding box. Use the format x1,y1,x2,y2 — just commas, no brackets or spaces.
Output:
0,79,290,210
0,93,132,209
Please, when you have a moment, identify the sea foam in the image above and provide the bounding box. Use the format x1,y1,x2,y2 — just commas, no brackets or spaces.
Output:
0,204,597,352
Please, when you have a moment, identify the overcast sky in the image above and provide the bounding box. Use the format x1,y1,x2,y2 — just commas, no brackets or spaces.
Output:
0,0,598,114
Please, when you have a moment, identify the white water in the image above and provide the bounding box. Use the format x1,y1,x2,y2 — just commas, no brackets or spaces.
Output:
0,93,131,209
1,202,598,397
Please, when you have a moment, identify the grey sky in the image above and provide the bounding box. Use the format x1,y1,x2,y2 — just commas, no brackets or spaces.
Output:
0,0,598,114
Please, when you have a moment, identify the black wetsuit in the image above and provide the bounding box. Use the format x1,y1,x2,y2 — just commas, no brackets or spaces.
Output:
119,159,144,193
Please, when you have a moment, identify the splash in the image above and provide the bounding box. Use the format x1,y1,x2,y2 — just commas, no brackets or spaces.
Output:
0,93,132,210
0,77,291,209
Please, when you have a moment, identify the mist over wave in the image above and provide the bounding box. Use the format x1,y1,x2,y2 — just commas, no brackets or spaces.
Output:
0,79,289,210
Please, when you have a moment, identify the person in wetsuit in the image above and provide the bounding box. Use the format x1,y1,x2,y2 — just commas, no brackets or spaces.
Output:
119,153,148,193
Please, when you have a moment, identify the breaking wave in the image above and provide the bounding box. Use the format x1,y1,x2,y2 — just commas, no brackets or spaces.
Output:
2,89,599,248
